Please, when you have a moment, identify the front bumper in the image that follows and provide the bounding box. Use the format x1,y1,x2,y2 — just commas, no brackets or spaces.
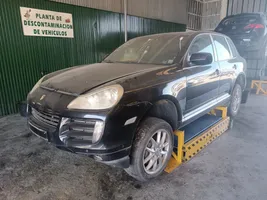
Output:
27,101,151,168
28,114,131,168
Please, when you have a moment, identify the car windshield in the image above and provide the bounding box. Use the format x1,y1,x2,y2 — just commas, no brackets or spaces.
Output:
104,34,189,65
215,15,263,35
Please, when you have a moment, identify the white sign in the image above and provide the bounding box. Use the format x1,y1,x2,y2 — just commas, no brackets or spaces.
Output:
20,7,74,38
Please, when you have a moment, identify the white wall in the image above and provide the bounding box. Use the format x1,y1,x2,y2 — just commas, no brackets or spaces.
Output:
50,0,188,24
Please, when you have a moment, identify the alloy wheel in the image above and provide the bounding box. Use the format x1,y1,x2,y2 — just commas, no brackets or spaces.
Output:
232,86,242,113
142,129,171,175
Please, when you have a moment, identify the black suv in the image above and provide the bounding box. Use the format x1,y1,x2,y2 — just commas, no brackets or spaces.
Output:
215,12,267,60
27,31,247,181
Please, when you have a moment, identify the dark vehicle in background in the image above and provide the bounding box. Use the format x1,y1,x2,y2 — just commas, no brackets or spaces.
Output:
215,13,267,60
27,31,247,181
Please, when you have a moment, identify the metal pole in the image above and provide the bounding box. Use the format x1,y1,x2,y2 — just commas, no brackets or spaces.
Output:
124,0,127,42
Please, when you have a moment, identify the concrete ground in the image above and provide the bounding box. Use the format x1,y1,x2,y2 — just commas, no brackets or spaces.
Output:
0,94,267,200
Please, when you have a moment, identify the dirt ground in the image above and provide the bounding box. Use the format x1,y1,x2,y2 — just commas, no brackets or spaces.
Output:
1,94,267,200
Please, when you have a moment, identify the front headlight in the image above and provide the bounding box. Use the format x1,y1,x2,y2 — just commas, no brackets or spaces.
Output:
29,76,45,94
67,84,124,110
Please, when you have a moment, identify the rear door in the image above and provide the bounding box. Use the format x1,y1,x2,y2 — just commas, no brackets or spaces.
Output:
212,34,236,98
184,34,220,114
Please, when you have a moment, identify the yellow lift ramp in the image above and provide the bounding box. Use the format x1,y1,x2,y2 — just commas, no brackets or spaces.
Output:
165,107,230,173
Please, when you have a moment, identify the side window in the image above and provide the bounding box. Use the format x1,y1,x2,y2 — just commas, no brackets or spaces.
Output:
226,37,239,57
212,35,231,61
188,35,215,62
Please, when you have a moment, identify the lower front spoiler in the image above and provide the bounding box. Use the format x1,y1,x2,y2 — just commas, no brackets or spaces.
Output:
98,156,130,168
58,146,131,168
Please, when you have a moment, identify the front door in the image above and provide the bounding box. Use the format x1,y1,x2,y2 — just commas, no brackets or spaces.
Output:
184,34,220,114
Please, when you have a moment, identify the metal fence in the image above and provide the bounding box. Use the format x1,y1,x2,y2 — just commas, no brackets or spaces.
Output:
187,0,224,30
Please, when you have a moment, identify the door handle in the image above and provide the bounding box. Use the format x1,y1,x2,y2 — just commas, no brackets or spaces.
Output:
215,69,220,75
233,65,237,70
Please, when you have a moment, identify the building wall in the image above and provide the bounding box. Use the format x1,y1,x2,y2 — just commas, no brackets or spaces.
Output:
201,0,223,30
0,0,186,116
187,0,227,31
220,0,228,19
227,0,267,15
49,0,188,25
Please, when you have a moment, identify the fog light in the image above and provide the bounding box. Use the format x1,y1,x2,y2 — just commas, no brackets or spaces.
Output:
92,121,105,143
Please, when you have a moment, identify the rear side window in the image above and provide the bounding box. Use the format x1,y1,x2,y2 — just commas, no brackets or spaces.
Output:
226,37,239,57
212,35,231,61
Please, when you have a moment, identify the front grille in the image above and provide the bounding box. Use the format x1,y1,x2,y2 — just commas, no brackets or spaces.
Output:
28,121,48,140
31,108,60,127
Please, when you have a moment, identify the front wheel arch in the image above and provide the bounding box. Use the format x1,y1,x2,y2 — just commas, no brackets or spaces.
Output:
144,97,182,131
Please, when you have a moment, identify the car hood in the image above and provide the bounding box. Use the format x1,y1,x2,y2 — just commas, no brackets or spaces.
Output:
41,63,165,95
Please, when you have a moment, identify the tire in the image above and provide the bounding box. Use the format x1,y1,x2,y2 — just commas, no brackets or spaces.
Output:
125,117,174,182
228,83,242,117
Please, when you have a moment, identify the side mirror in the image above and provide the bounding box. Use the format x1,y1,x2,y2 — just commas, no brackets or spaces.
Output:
190,52,213,65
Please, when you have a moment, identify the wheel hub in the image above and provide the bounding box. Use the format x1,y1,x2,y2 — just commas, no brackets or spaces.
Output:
155,147,161,157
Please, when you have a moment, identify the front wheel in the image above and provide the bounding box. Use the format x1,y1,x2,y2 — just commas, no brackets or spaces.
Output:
125,117,173,182
228,83,242,117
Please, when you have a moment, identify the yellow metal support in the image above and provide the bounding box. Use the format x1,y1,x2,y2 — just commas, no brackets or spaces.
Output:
182,117,229,162
165,106,230,173
215,106,228,119
165,130,184,173
251,80,267,95
209,109,216,116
